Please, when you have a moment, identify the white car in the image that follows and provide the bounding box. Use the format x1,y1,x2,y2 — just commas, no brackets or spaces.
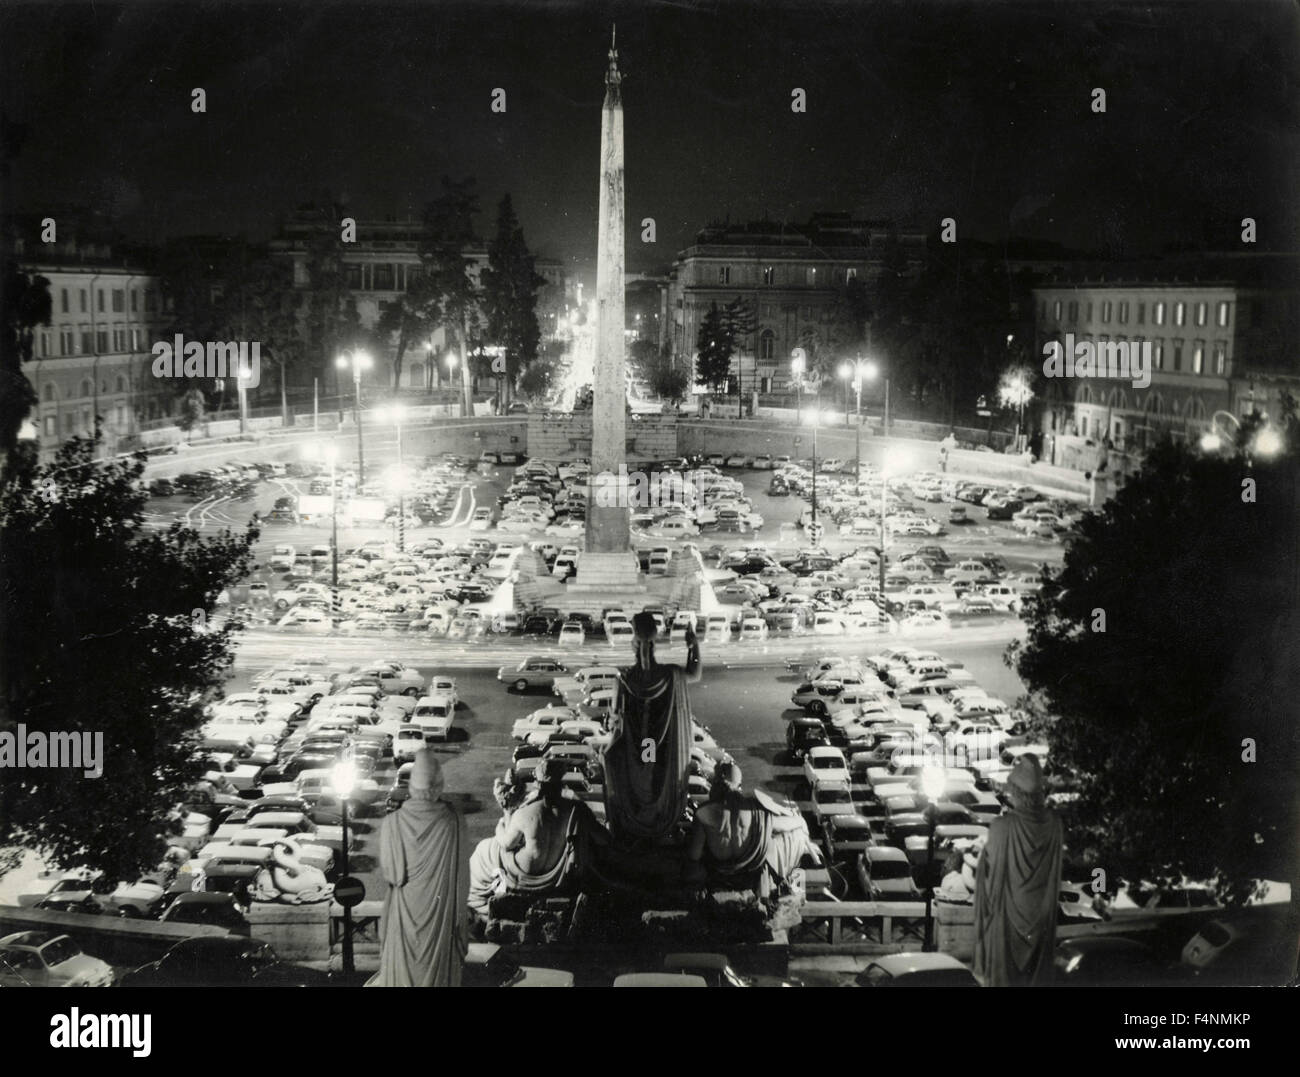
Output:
511,706,581,742
426,675,458,708
751,454,773,470
392,725,428,763
803,745,851,789
270,545,295,571
558,622,586,647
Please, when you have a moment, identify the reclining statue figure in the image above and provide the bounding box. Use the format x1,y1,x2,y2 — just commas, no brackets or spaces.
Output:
684,763,822,899
469,758,609,918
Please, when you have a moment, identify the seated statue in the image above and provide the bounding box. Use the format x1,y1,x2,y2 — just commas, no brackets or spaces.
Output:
685,763,822,899
469,759,609,918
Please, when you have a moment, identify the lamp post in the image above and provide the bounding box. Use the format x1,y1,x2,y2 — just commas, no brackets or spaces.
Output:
838,361,852,428
791,346,806,456
919,765,946,952
313,443,341,629
380,404,407,552
335,350,372,484
331,758,357,976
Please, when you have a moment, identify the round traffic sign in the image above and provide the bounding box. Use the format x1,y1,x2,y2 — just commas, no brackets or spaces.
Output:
807,522,824,544
334,876,366,908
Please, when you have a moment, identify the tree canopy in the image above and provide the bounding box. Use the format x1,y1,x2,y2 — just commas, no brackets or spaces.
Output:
0,435,256,882
1007,413,1300,904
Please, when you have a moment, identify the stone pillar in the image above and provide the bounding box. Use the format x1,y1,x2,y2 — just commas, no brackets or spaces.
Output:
586,31,630,555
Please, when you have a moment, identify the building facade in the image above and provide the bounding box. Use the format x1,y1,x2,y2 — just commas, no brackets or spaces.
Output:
10,230,170,459
664,213,927,392
1034,264,1299,451
268,211,568,391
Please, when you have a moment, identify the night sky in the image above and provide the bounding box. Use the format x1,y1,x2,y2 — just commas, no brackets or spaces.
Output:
3,0,1297,282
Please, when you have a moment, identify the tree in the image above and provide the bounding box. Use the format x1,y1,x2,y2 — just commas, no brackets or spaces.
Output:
630,338,689,405
376,270,439,391
423,176,482,417
1006,424,1300,907
298,199,360,401
721,296,756,412
0,434,257,882
516,356,558,403
480,194,544,409
1,262,50,463
695,301,731,396
177,388,205,441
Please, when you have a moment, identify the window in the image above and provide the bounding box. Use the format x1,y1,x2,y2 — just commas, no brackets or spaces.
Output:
1153,342,1163,370
1213,341,1226,375
1172,341,1183,371
1053,300,1062,321
131,328,141,350
97,290,105,312
1216,301,1230,327
759,329,775,360
80,378,93,397
845,267,857,281
345,264,362,290
80,331,92,355
718,265,731,285
1192,341,1204,374
1118,301,1129,324
1039,300,1047,320
44,415,56,436
1174,302,1185,326
131,289,138,313
145,290,157,312
1154,301,1165,325
43,383,55,402
1067,301,1078,323
373,263,395,291
1085,302,1093,322
60,329,73,355
116,375,127,392
1101,301,1112,323
66,412,76,432
80,289,87,312
96,330,108,353
1136,302,1145,324
806,267,817,285
1195,302,1207,326
61,288,69,313
112,289,125,313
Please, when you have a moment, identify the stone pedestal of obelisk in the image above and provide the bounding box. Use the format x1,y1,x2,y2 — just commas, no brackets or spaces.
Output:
572,29,643,602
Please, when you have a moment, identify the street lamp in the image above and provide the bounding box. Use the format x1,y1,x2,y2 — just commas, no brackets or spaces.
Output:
379,404,407,552
790,350,805,426
306,441,342,628
1200,409,1285,460
859,359,888,442
807,408,820,544
919,765,947,952
336,350,372,483
838,361,853,428
331,757,358,976
878,448,909,601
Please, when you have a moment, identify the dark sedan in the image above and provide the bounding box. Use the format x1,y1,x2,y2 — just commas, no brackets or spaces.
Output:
119,937,331,987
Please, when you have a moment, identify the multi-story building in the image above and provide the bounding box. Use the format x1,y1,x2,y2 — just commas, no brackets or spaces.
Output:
664,213,928,392
8,220,169,459
268,211,568,390
1033,256,1299,452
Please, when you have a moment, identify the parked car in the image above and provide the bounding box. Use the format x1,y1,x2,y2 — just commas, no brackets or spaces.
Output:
119,936,331,986
158,892,251,935
0,932,115,987
497,657,570,692
855,952,978,987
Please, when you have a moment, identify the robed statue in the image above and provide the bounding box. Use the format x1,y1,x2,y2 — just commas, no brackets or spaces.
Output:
367,750,468,987
972,754,1063,986
602,611,701,843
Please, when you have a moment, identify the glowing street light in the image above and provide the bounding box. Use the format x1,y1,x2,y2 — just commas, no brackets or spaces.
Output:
1252,426,1284,458
920,764,947,952
331,757,358,975
336,350,373,483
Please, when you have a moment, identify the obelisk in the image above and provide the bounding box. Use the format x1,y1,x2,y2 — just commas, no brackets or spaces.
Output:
586,27,630,555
